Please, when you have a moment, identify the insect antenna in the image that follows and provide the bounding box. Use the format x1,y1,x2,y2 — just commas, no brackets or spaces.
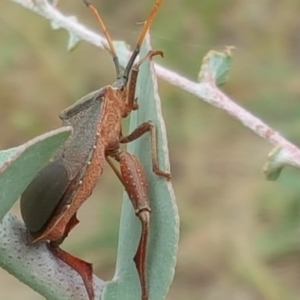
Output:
123,0,163,82
83,0,121,77
84,0,162,84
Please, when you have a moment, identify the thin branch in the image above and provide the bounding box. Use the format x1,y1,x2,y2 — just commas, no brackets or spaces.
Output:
10,0,300,170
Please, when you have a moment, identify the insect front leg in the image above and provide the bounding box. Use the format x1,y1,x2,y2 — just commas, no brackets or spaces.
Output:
125,50,164,115
106,152,151,300
120,121,171,180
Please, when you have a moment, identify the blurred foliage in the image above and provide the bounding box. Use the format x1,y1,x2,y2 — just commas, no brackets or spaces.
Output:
2,0,300,299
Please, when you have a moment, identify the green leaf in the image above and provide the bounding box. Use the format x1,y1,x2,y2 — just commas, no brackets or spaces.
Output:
263,147,285,181
0,127,72,220
198,46,234,86
0,213,104,300
0,125,102,300
67,32,81,52
103,35,179,299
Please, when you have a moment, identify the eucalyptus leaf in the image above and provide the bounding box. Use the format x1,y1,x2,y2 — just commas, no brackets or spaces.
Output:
198,46,234,86
0,127,72,220
263,147,285,181
0,213,104,300
103,35,179,300
0,127,105,300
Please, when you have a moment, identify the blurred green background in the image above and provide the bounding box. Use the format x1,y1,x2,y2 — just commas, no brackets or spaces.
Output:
2,0,300,299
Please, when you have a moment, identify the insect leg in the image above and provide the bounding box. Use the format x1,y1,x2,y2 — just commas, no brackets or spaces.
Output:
108,150,150,300
120,121,170,179
48,214,94,300
126,50,164,114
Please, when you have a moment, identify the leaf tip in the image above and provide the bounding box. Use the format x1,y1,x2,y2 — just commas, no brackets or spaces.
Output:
263,147,285,181
198,46,235,86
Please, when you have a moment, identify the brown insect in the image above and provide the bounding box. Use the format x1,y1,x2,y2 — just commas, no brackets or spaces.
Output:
20,0,169,299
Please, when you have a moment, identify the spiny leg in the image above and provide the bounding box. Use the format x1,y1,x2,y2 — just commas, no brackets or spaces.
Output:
119,151,151,300
120,121,170,180
108,150,151,300
133,210,150,300
48,214,94,300
49,245,94,300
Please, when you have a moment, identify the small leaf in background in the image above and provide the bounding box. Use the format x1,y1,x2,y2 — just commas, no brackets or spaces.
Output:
50,16,81,51
198,46,234,86
0,127,72,220
67,32,81,52
263,147,285,181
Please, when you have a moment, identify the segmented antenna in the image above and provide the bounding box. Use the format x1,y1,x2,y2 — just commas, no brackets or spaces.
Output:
123,0,162,81
83,0,121,76
84,0,163,83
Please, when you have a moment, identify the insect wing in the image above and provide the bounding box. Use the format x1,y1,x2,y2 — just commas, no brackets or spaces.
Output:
20,158,70,235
